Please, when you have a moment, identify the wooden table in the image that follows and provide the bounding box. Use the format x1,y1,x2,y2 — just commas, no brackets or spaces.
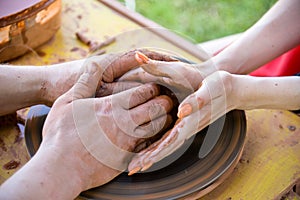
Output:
1,0,300,199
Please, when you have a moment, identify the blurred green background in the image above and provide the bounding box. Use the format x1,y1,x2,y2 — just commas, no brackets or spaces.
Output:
118,0,277,43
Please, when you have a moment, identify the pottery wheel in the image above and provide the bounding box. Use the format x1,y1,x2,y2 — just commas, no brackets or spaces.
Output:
25,105,246,199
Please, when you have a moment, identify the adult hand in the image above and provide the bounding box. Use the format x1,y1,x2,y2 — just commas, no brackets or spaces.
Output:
43,62,173,190
0,49,175,115
128,69,300,174
119,52,216,101
128,71,234,174
43,49,177,104
0,54,174,200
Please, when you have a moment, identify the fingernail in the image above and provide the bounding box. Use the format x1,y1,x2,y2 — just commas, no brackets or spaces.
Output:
141,162,153,172
128,166,141,176
177,103,192,118
135,51,149,64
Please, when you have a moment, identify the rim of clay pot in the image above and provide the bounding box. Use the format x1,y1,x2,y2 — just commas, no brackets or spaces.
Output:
0,0,56,27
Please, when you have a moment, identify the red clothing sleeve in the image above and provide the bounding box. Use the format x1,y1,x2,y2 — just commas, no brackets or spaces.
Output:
213,44,300,77
250,45,300,77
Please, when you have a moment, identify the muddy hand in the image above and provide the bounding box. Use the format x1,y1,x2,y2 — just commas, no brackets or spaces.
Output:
96,81,142,97
121,52,216,99
128,71,235,175
43,62,174,191
74,83,174,173
43,49,177,104
101,49,178,83
95,49,178,97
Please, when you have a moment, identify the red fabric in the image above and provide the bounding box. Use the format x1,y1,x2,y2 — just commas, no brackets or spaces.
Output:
250,45,300,77
213,44,300,77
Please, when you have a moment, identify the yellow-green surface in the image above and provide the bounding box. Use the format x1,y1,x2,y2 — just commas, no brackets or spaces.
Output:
199,110,300,199
1,0,300,199
11,0,203,66
1,0,204,186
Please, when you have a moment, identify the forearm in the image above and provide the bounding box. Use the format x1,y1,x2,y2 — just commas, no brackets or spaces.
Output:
0,147,83,200
234,75,300,110
212,0,300,74
0,61,82,116
0,65,46,115
41,60,83,104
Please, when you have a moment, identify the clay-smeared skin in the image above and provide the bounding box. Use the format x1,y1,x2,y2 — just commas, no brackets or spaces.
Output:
49,82,174,190
128,118,184,174
40,49,177,107
177,103,193,118
120,51,212,104
101,49,178,83
127,53,228,175
95,81,142,97
0,49,221,199
94,89,174,153
135,51,203,92
0,49,181,200
128,52,300,175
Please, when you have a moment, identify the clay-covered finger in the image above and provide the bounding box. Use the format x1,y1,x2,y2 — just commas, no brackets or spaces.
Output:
135,52,199,92
128,112,204,175
102,51,142,82
102,49,177,82
132,114,173,153
135,52,179,78
95,81,142,97
177,71,227,118
129,95,173,126
177,83,212,119
119,69,181,97
59,59,102,103
118,67,162,83
112,83,160,109
133,114,173,139
138,49,178,62
128,123,185,175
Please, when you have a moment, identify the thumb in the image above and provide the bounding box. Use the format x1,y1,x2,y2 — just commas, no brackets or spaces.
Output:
59,58,103,103
177,71,229,119
177,88,206,119
136,51,176,78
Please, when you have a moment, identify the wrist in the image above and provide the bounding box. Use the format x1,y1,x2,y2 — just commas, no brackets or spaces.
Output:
40,60,84,105
230,74,257,110
0,144,84,200
211,53,239,74
233,75,300,110
34,145,85,198
195,59,219,78
210,39,254,75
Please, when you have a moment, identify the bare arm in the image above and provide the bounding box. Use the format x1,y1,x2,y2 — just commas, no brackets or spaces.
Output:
213,0,300,74
128,72,300,175
0,52,174,200
233,75,300,110
0,49,177,116
0,61,82,116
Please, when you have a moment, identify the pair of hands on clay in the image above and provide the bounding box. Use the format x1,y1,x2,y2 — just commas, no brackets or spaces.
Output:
122,53,240,173
123,52,300,174
0,50,176,199
123,0,300,173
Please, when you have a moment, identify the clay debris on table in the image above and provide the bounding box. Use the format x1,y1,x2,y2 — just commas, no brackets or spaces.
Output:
75,31,116,55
